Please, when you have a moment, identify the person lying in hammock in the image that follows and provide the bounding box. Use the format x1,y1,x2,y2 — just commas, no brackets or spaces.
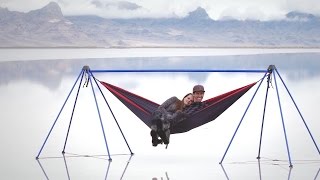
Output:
150,84,207,147
183,84,207,114
150,93,194,147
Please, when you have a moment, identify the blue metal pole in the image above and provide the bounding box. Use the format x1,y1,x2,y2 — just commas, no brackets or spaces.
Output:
90,69,268,73
275,69,320,155
88,73,112,161
90,72,134,155
62,71,86,153
36,70,84,159
273,69,293,167
257,73,272,159
219,72,268,164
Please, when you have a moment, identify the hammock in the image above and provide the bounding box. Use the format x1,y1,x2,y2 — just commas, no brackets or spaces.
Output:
100,81,257,134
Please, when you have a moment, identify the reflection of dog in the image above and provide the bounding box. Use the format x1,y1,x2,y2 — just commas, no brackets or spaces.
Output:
152,172,170,180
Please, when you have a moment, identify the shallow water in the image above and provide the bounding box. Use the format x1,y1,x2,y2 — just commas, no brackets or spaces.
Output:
0,49,319,179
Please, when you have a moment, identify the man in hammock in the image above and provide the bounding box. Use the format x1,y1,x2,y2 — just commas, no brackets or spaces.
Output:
183,85,207,114
150,93,194,147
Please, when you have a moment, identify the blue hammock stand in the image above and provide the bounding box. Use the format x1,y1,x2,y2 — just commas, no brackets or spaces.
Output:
36,65,319,167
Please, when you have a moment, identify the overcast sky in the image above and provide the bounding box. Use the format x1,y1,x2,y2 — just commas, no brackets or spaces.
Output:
1,0,319,20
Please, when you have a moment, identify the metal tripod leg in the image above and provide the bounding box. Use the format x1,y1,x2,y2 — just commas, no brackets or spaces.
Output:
257,72,272,159
88,73,112,160
62,70,86,153
219,72,268,164
36,69,84,159
90,71,134,155
272,68,293,167
275,68,320,155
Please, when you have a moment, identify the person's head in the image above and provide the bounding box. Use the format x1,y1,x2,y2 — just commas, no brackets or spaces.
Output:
176,93,193,111
192,85,205,102
182,93,193,106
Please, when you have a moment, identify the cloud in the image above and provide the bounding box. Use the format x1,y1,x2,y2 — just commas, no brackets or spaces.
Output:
286,0,320,15
106,1,142,10
91,0,103,8
0,0,50,13
50,0,148,18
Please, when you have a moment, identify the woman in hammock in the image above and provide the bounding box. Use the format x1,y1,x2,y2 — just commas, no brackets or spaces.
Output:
150,93,194,146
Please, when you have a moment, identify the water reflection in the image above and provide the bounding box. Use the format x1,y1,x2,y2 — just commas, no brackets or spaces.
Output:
315,168,320,179
63,155,71,180
220,164,230,179
220,158,320,180
36,154,133,180
37,159,49,180
36,154,319,180
1,53,320,90
151,172,170,180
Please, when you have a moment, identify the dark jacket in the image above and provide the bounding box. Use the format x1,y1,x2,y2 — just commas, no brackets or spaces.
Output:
183,101,207,115
152,96,188,130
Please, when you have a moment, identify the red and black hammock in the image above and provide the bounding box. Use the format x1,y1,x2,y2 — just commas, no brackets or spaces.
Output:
100,81,256,134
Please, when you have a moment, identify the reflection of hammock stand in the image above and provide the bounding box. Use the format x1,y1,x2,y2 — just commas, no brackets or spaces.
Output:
37,154,133,179
221,159,320,179
36,65,319,167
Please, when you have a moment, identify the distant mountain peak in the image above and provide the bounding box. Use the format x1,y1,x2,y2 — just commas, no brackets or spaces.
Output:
0,7,9,11
28,1,63,20
187,7,210,20
44,2,61,10
286,11,317,21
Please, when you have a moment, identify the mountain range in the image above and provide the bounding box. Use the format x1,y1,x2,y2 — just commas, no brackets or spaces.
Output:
1,2,320,48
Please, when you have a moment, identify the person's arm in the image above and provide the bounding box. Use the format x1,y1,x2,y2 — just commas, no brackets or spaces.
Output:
182,102,204,115
182,103,196,115
167,110,188,125
153,96,178,119
158,96,178,111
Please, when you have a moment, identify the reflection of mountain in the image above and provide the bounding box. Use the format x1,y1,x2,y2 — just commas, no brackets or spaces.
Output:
0,53,320,90
0,60,74,89
1,2,320,47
